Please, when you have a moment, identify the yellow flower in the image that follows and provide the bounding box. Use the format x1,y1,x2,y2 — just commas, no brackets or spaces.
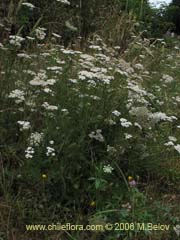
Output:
128,176,133,181
90,201,96,207
41,173,47,179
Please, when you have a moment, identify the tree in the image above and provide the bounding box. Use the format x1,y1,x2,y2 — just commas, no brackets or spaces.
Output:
166,0,180,33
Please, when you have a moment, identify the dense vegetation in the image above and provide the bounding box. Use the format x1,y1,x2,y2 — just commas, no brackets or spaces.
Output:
0,1,180,240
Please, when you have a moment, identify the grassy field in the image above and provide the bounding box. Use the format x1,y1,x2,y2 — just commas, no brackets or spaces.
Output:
0,31,180,240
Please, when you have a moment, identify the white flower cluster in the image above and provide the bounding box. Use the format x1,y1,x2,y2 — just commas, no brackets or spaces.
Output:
103,164,114,173
120,118,132,128
17,53,31,59
162,74,174,83
124,133,132,139
168,136,177,142
29,71,57,88
35,27,46,40
89,129,104,142
29,70,47,86
107,145,117,154
56,0,70,5
174,144,180,154
134,63,144,70
150,112,177,123
126,82,152,107
89,45,102,51
9,35,25,47
78,69,113,85
25,146,34,159
22,2,35,10
46,146,55,157
129,106,150,119
164,138,180,154
61,108,69,115
9,89,25,104
112,110,121,117
42,102,58,111
17,121,31,131
29,132,44,146
47,66,62,72
107,119,116,126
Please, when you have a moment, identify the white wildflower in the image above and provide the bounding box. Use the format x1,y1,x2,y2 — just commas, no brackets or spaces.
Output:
124,133,133,139
112,110,121,117
29,132,43,146
174,144,180,154
150,112,177,123
103,164,114,174
9,35,25,47
46,79,57,85
9,89,25,104
56,0,70,5
108,119,116,126
107,145,117,154
134,63,144,70
47,66,62,71
35,27,46,40
25,146,34,159
46,146,56,157
43,88,52,93
42,102,58,111
120,118,132,128
168,136,177,142
22,2,35,9
89,129,104,142
61,108,69,114
164,141,174,146
89,45,102,51
69,79,78,84
162,74,174,83
29,71,47,86
17,121,31,131
17,53,31,59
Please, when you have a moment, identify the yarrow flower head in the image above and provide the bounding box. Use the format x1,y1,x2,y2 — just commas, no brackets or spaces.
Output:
120,118,132,128
134,63,144,70
9,89,25,104
22,2,35,10
56,0,70,5
29,132,44,146
162,74,174,83
89,129,104,142
103,164,114,173
42,102,58,111
25,146,34,159
35,27,46,40
9,35,25,47
107,145,117,154
17,121,31,131
150,112,177,123
46,146,56,157
29,70,47,86
124,133,132,139
174,144,180,154
112,110,121,117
